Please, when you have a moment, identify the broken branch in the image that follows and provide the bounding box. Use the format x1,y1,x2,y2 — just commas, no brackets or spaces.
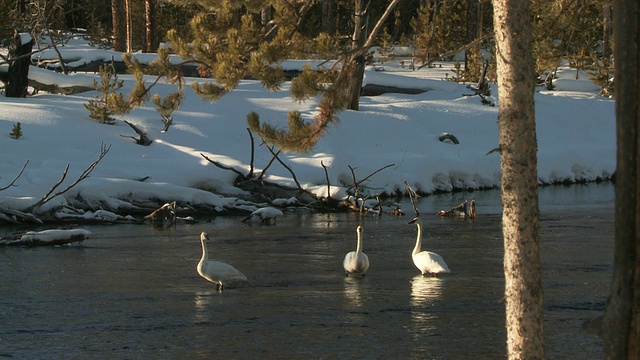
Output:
0,160,29,191
26,143,111,213
404,180,420,217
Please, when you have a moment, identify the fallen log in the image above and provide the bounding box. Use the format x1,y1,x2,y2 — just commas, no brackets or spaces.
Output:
361,83,426,96
28,78,93,95
1,229,91,246
437,200,468,217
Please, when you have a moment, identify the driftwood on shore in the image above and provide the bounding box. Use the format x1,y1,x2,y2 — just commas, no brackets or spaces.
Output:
437,199,476,218
29,77,93,95
0,229,91,247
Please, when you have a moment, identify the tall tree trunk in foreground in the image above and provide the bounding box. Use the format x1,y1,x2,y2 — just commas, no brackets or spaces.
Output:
601,0,640,357
492,0,545,358
111,0,126,52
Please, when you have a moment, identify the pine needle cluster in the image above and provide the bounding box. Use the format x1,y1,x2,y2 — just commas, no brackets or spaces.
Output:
145,2,351,152
247,108,337,154
83,63,130,124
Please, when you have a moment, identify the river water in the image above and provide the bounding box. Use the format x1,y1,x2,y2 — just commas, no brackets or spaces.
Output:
0,183,614,359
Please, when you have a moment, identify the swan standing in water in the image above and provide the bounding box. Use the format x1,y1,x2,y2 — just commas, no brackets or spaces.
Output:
409,217,450,276
197,232,248,291
343,226,370,276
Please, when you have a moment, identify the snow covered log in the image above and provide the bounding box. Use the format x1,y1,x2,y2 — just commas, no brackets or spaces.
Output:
1,229,91,246
361,83,426,96
28,77,93,95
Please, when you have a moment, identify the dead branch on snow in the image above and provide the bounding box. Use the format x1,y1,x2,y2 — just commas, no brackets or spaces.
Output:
25,143,111,214
0,160,29,191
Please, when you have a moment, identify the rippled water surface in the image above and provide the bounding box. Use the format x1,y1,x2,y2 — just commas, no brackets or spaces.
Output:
0,184,614,359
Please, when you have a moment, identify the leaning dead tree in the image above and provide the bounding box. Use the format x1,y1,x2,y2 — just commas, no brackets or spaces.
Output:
200,127,318,202
200,128,394,212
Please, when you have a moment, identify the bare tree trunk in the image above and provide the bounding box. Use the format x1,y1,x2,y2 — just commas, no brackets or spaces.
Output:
601,0,640,357
492,0,545,358
321,0,336,34
465,0,479,70
346,0,368,111
602,0,613,64
111,0,127,52
6,31,33,98
125,0,133,52
144,0,157,53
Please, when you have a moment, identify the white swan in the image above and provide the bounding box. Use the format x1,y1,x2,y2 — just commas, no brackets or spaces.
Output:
343,226,370,276
197,232,248,291
409,217,450,276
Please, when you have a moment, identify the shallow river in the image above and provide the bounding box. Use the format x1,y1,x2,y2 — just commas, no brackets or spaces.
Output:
0,183,614,359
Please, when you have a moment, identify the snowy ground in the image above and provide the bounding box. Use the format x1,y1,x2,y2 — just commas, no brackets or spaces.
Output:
0,38,615,221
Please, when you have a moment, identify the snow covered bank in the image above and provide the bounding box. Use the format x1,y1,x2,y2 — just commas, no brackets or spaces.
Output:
0,46,615,221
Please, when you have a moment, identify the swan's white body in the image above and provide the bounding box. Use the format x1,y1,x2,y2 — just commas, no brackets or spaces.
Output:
242,207,284,223
343,226,370,276
197,232,248,290
409,218,450,275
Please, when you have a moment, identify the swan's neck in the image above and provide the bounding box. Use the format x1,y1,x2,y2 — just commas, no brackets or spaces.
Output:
199,239,208,265
412,223,422,256
356,231,363,254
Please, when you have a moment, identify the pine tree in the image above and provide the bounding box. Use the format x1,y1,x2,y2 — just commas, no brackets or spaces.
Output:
83,63,131,124
126,1,400,153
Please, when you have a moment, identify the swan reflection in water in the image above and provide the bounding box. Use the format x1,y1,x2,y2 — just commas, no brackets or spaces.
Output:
194,290,225,322
342,276,370,333
343,276,365,309
410,275,445,336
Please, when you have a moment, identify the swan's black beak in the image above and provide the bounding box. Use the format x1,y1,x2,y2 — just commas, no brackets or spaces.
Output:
408,217,418,224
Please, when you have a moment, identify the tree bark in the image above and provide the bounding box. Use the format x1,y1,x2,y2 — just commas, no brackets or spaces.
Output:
602,0,613,64
492,0,545,358
321,0,336,34
144,0,157,53
346,0,368,111
112,0,127,52
125,0,133,52
6,31,33,98
601,0,640,357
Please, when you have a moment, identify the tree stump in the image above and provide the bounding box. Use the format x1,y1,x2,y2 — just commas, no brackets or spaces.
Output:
6,31,34,98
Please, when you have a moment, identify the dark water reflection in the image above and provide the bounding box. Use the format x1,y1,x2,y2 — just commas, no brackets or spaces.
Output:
0,183,613,359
